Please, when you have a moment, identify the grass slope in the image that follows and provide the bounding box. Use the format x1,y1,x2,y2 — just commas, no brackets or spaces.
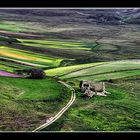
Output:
43,76,140,131
0,46,63,68
0,76,71,131
0,10,140,132
45,60,140,81
19,39,93,50
45,62,103,76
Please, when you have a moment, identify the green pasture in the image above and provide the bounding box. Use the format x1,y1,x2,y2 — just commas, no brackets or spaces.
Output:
0,77,67,100
45,60,140,81
18,39,93,50
0,59,34,72
61,60,140,79
43,76,140,131
71,69,140,81
0,76,71,131
45,62,104,76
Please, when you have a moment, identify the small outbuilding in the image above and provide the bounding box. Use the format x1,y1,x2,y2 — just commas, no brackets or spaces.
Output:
79,80,110,98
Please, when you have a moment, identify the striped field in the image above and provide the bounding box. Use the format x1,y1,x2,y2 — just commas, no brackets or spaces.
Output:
45,60,140,81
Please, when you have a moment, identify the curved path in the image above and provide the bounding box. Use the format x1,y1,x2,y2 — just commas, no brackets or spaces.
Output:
32,81,76,132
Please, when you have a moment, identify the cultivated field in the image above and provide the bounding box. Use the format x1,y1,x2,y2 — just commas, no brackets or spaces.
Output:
0,9,140,131
45,60,140,81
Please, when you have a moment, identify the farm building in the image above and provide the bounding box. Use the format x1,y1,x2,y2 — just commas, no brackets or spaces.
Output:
79,80,110,97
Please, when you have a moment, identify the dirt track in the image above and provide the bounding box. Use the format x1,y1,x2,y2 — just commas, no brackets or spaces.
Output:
32,81,76,132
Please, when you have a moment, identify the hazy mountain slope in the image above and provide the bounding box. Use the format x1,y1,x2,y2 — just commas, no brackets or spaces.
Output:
1,9,140,24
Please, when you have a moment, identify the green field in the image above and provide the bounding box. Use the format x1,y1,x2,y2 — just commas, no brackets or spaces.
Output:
73,69,140,81
45,60,140,81
61,60,140,80
0,21,29,32
0,46,63,70
18,39,93,50
43,60,140,131
43,76,140,131
0,21,49,33
0,9,140,132
0,76,71,131
0,63,31,72
45,62,104,76
0,57,35,72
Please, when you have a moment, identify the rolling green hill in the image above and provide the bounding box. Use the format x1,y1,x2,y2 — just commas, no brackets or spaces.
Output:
0,76,71,131
43,76,140,131
45,60,140,81
0,9,140,132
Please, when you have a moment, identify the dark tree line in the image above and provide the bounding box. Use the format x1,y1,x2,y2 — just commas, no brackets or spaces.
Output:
16,69,46,79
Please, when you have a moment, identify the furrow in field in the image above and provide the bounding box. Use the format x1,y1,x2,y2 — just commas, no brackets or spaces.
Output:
69,69,140,81
0,46,63,67
0,56,46,67
61,60,140,79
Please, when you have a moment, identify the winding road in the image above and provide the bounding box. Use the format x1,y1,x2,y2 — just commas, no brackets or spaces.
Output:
32,81,76,132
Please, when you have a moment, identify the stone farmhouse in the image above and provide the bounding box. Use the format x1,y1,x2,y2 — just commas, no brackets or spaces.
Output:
79,80,111,98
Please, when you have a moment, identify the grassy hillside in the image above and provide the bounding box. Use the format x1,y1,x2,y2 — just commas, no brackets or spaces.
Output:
61,60,140,80
45,60,140,81
0,9,140,132
0,58,34,72
0,76,71,131
43,76,140,131
43,60,140,131
45,62,103,76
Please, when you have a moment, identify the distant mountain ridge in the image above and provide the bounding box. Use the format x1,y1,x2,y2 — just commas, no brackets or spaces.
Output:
0,9,140,25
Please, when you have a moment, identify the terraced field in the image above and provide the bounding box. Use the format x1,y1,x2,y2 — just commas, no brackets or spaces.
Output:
45,62,104,76
0,46,63,66
18,39,93,50
0,9,140,132
0,43,64,74
0,57,36,72
45,60,140,81
44,59,140,131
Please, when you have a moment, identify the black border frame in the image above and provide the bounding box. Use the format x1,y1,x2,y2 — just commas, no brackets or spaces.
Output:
0,3,140,139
